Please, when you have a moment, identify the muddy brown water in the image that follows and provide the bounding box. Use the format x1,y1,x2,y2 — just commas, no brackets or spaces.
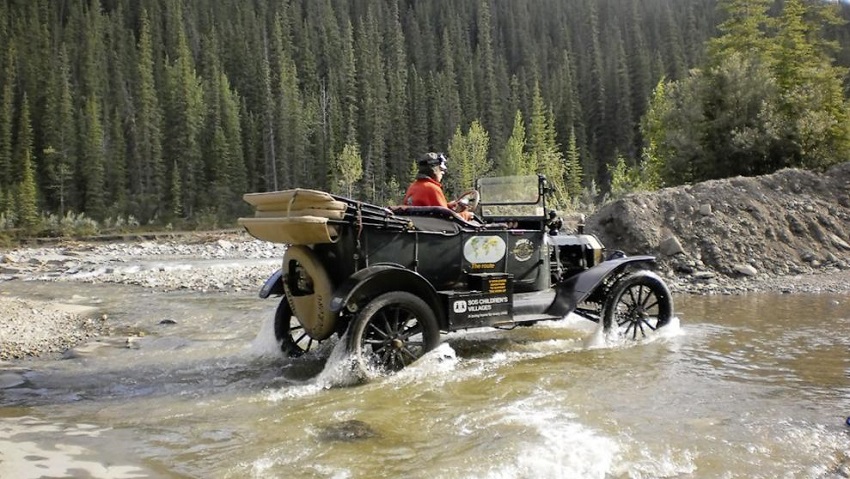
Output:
1,278,848,478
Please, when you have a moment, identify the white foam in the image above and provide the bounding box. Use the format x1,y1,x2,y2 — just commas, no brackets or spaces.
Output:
455,397,619,479
248,310,283,357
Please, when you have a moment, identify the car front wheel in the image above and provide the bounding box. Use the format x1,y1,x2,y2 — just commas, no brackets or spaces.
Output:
346,291,440,375
602,270,673,340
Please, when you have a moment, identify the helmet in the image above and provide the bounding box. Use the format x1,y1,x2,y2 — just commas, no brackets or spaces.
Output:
417,152,448,172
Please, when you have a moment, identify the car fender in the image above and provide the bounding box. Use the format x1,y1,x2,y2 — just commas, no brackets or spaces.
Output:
546,255,656,317
259,268,284,298
330,264,444,327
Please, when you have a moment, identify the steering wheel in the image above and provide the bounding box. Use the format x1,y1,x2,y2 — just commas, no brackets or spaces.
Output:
453,190,480,213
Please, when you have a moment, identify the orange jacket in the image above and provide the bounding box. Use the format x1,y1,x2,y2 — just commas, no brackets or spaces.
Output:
403,177,448,208
402,178,474,221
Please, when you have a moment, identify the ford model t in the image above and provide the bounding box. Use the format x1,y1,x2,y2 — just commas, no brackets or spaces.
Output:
238,174,674,375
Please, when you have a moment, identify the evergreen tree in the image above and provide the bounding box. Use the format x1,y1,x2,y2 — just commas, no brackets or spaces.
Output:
564,127,583,200
15,94,38,230
0,44,15,214
134,9,164,223
106,105,127,217
446,120,491,196
771,0,850,170
476,0,502,148
80,95,105,220
163,12,205,219
500,110,529,176
385,0,410,183
707,0,774,66
355,10,389,203
334,142,363,197
43,45,77,217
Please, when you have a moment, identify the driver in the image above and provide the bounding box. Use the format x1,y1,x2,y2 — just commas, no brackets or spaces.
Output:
402,152,474,221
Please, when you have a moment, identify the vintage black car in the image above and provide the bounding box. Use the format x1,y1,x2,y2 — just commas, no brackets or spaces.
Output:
238,174,673,375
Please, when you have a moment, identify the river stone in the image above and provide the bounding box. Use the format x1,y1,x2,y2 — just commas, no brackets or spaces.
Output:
693,271,716,280
317,419,379,442
659,235,685,256
830,234,850,250
699,204,713,216
216,239,234,249
734,264,758,277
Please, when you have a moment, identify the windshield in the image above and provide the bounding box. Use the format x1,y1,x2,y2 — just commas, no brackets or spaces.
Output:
478,175,540,204
478,175,544,218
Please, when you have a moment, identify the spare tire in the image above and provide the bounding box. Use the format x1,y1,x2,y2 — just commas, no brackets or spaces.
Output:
282,245,336,340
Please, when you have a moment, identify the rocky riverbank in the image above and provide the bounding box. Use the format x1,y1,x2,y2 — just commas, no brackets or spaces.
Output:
0,232,287,360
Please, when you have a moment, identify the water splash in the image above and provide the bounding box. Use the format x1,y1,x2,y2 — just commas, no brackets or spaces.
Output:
454,396,620,479
248,310,282,358
584,315,683,349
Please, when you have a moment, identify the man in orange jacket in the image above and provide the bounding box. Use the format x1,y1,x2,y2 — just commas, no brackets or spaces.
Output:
402,152,474,221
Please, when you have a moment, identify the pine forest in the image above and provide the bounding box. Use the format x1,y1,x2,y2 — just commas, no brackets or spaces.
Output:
2,0,850,234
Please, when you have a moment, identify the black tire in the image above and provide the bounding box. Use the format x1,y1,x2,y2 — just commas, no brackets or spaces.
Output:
346,291,441,374
274,297,323,357
602,270,673,340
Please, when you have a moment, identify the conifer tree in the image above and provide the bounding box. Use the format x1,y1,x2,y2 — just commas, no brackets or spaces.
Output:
707,0,774,66
334,142,363,198
476,0,502,148
355,10,389,202
447,120,491,196
564,127,583,200
385,0,410,182
43,46,76,217
0,44,15,214
80,95,105,220
163,14,205,219
134,9,164,222
15,94,38,230
500,110,528,176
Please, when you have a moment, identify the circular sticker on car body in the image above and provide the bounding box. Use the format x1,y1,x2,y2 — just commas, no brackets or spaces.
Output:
512,238,535,262
463,236,507,264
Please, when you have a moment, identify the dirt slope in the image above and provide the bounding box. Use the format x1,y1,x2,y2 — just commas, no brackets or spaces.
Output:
586,162,850,278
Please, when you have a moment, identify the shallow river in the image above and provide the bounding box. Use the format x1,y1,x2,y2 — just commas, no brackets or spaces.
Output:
1,280,848,478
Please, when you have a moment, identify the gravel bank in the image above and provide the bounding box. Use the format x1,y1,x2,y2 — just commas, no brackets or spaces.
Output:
1,232,285,360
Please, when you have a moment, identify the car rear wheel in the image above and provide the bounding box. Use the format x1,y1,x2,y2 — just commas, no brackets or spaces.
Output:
346,292,440,374
602,271,673,340
274,297,323,357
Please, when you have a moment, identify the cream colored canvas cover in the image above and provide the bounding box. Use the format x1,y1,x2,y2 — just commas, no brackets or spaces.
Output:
243,189,347,213
239,189,348,245
238,216,339,244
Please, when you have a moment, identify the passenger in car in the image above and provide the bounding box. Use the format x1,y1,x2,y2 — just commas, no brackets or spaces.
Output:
402,152,474,221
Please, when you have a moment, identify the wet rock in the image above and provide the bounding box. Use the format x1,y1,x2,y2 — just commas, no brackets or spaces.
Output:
159,319,177,325
317,419,379,442
733,264,758,277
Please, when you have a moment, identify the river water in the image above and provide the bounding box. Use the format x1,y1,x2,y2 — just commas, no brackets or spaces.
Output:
1,280,848,478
